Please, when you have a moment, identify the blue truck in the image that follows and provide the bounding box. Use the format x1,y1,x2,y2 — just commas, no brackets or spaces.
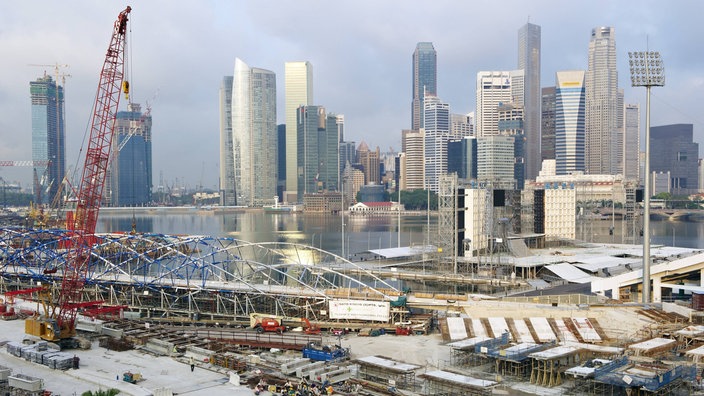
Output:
302,343,349,361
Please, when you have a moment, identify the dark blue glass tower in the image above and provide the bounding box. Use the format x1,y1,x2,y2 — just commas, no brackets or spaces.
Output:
412,42,437,130
112,103,152,206
30,75,65,204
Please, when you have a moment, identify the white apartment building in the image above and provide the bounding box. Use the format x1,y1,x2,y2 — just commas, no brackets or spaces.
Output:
401,129,425,190
544,186,576,241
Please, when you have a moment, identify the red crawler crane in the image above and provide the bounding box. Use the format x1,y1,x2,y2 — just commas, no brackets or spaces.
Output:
25,6,132,342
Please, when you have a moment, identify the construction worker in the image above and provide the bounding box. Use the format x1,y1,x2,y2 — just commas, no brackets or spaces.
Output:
189,356,194,372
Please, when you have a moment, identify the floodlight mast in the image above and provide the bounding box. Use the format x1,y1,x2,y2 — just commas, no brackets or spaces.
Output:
628,51,664,304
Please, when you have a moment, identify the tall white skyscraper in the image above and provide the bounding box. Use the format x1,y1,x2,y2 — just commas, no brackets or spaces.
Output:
555,70,586,175
585,27,619,175
518,22,541,181
285,61,313,203
231,58,277,206
401,129,425,190
623,103,640,181
219,76,235,206
476,70,524,137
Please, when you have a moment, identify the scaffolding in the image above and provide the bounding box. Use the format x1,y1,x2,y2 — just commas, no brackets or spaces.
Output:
490,342,551,379
354,355,420,390
438,173,458,273
528,345,581,387
447,336,494,367
592,356,696,395
623,181,638,244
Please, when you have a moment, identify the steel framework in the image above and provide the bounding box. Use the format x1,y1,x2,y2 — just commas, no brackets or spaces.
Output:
438,173,458,273
0,228,399,321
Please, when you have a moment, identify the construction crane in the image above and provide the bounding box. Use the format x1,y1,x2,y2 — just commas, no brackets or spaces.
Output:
25,6,132,344
0,160,51,204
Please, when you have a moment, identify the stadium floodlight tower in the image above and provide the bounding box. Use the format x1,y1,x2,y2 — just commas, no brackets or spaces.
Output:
628,50,664,304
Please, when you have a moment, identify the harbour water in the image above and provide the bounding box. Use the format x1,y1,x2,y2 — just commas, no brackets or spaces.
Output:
96,208,704,256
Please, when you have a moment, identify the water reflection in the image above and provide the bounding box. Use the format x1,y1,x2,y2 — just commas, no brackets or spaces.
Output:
96,210,704,258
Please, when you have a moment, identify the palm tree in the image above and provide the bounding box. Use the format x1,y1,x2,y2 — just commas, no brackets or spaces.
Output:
81,389,120,396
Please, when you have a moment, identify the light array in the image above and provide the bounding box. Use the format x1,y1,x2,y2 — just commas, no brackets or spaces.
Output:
628,51,665,87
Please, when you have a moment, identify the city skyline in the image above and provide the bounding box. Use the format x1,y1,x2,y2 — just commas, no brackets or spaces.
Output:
1,1,703,190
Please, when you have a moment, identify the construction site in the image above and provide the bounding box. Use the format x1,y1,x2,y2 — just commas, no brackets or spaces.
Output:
4,4,704,396
3,221,704,395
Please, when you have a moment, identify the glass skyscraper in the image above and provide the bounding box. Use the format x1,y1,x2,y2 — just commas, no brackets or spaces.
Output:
650,124,699,195
219,76,235,206
111,103,152,206
30,75,65,204
423,95,450,192
555,71,586,175
412,42,437,130
285,61,313,203
297,106,339,200
518,22,541,180
231,58,277,206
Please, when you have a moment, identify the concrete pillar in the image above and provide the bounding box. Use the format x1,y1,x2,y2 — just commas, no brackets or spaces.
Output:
611,286,620,301
652,275,662,303
700,268,704,287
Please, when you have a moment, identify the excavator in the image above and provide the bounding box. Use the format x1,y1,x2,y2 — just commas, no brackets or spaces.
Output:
24,6,132,344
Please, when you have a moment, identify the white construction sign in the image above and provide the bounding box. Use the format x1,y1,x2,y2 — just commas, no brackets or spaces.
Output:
329,299,390,322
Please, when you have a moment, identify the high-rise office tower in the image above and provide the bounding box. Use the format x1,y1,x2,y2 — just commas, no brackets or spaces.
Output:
423,95,450,192
334,114,347,190
541,87,556,164
555,71,586,175
412,42,437,130
30,75,65,204
447,136,477,181
497,102,525,189
339,141,356,178
450,113,473,137
231,58,277,206
219,76,235,206
277,124,286,199
357,142,380,185
650,124,699,195
111,103,152,206
476,70,524,137
623,104,640,181
285,61,313,202
400,129,425,190
477,135,515,185
518,22,541,180
297,106,339,199
585,27,619,175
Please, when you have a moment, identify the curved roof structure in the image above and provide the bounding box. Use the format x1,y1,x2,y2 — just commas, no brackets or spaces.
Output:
0,228,400,318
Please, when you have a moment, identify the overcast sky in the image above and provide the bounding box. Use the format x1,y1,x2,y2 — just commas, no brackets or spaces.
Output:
1,0,703,191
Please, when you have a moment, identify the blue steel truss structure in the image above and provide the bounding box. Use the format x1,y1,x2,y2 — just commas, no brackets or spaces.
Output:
0,227,400,321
